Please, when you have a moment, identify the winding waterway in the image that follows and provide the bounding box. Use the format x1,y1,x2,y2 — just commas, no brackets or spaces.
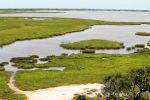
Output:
0,25,150,62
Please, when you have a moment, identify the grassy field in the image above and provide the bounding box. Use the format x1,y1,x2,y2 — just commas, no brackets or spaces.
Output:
14,53,150,90
60,39,124,50
0,17,150,47
135,32,150,36
0,72,26,100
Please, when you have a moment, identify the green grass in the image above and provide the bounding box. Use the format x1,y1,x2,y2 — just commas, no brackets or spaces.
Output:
0,17,150,47
60,39,124,50
136,32,150,36
148,41,150,46
0,17,100,46
14,53,150,91
0,72,26,100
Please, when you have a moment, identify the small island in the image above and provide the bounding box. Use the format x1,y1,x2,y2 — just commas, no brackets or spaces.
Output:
135,32,150,36
60,39,124,50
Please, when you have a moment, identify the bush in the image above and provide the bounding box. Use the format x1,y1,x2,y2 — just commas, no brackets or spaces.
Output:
135,48,150,54
61,53,68,56
82,49,95,54
75,95,86,100
0,62,8,71
135,44,145,48
30,55,39,58
10,56,37,63
127,47,132,51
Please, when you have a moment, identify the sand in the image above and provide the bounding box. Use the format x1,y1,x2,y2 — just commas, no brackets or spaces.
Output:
8,79,104,100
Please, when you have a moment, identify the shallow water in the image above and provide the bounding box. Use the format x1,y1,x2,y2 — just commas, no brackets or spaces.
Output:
0,25,150,62
5,62,66,72
0,11,150,22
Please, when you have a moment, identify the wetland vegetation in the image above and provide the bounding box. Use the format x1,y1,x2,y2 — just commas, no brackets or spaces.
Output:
0,62,8,71
0,17,150,47
0,72,26,100
13,52,150,91
60,39,124,50
136,32,150,36
134,44,145,48
0,16,150,100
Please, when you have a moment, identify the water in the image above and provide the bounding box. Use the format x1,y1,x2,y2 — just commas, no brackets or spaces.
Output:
5,62,65,72
0,10,150,71
0,25,150,62
0,10,150,22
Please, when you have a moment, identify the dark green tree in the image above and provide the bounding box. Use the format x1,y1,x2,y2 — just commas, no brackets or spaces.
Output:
102,67,150,100
103,73,124,100
127,67,150,99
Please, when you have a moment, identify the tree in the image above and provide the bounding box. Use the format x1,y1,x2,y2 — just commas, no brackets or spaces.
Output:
127,67,150,99
102,67,150,100
103,73,124,100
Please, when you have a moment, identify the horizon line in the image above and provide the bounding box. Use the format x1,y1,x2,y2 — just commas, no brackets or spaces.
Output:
0,8,150,11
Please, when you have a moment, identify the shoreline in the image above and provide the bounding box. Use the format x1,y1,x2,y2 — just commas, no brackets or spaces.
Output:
8,73,104,100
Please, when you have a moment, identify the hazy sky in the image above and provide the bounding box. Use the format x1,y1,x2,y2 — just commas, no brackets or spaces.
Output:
0,0,150,10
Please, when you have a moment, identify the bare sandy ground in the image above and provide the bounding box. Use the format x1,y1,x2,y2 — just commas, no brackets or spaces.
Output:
8,78,104,100
25,84,104,100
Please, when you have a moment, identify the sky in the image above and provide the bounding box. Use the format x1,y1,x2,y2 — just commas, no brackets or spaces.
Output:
0,0,150,10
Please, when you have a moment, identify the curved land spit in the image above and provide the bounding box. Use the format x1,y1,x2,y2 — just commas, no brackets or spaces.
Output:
8,76,104,100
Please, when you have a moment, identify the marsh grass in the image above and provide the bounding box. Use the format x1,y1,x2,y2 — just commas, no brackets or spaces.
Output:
136,32,150,36
135,48,150,54
126,46,135,51
82,49,95,53
0,72,26,100
60,39,124,50
0,17,150,47
0,62,8,71
10,56,37,64
14,53,150,90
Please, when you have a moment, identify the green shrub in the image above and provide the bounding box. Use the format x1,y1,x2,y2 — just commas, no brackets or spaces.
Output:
82,49,95,54
127,47,132,51
135,44,145,48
